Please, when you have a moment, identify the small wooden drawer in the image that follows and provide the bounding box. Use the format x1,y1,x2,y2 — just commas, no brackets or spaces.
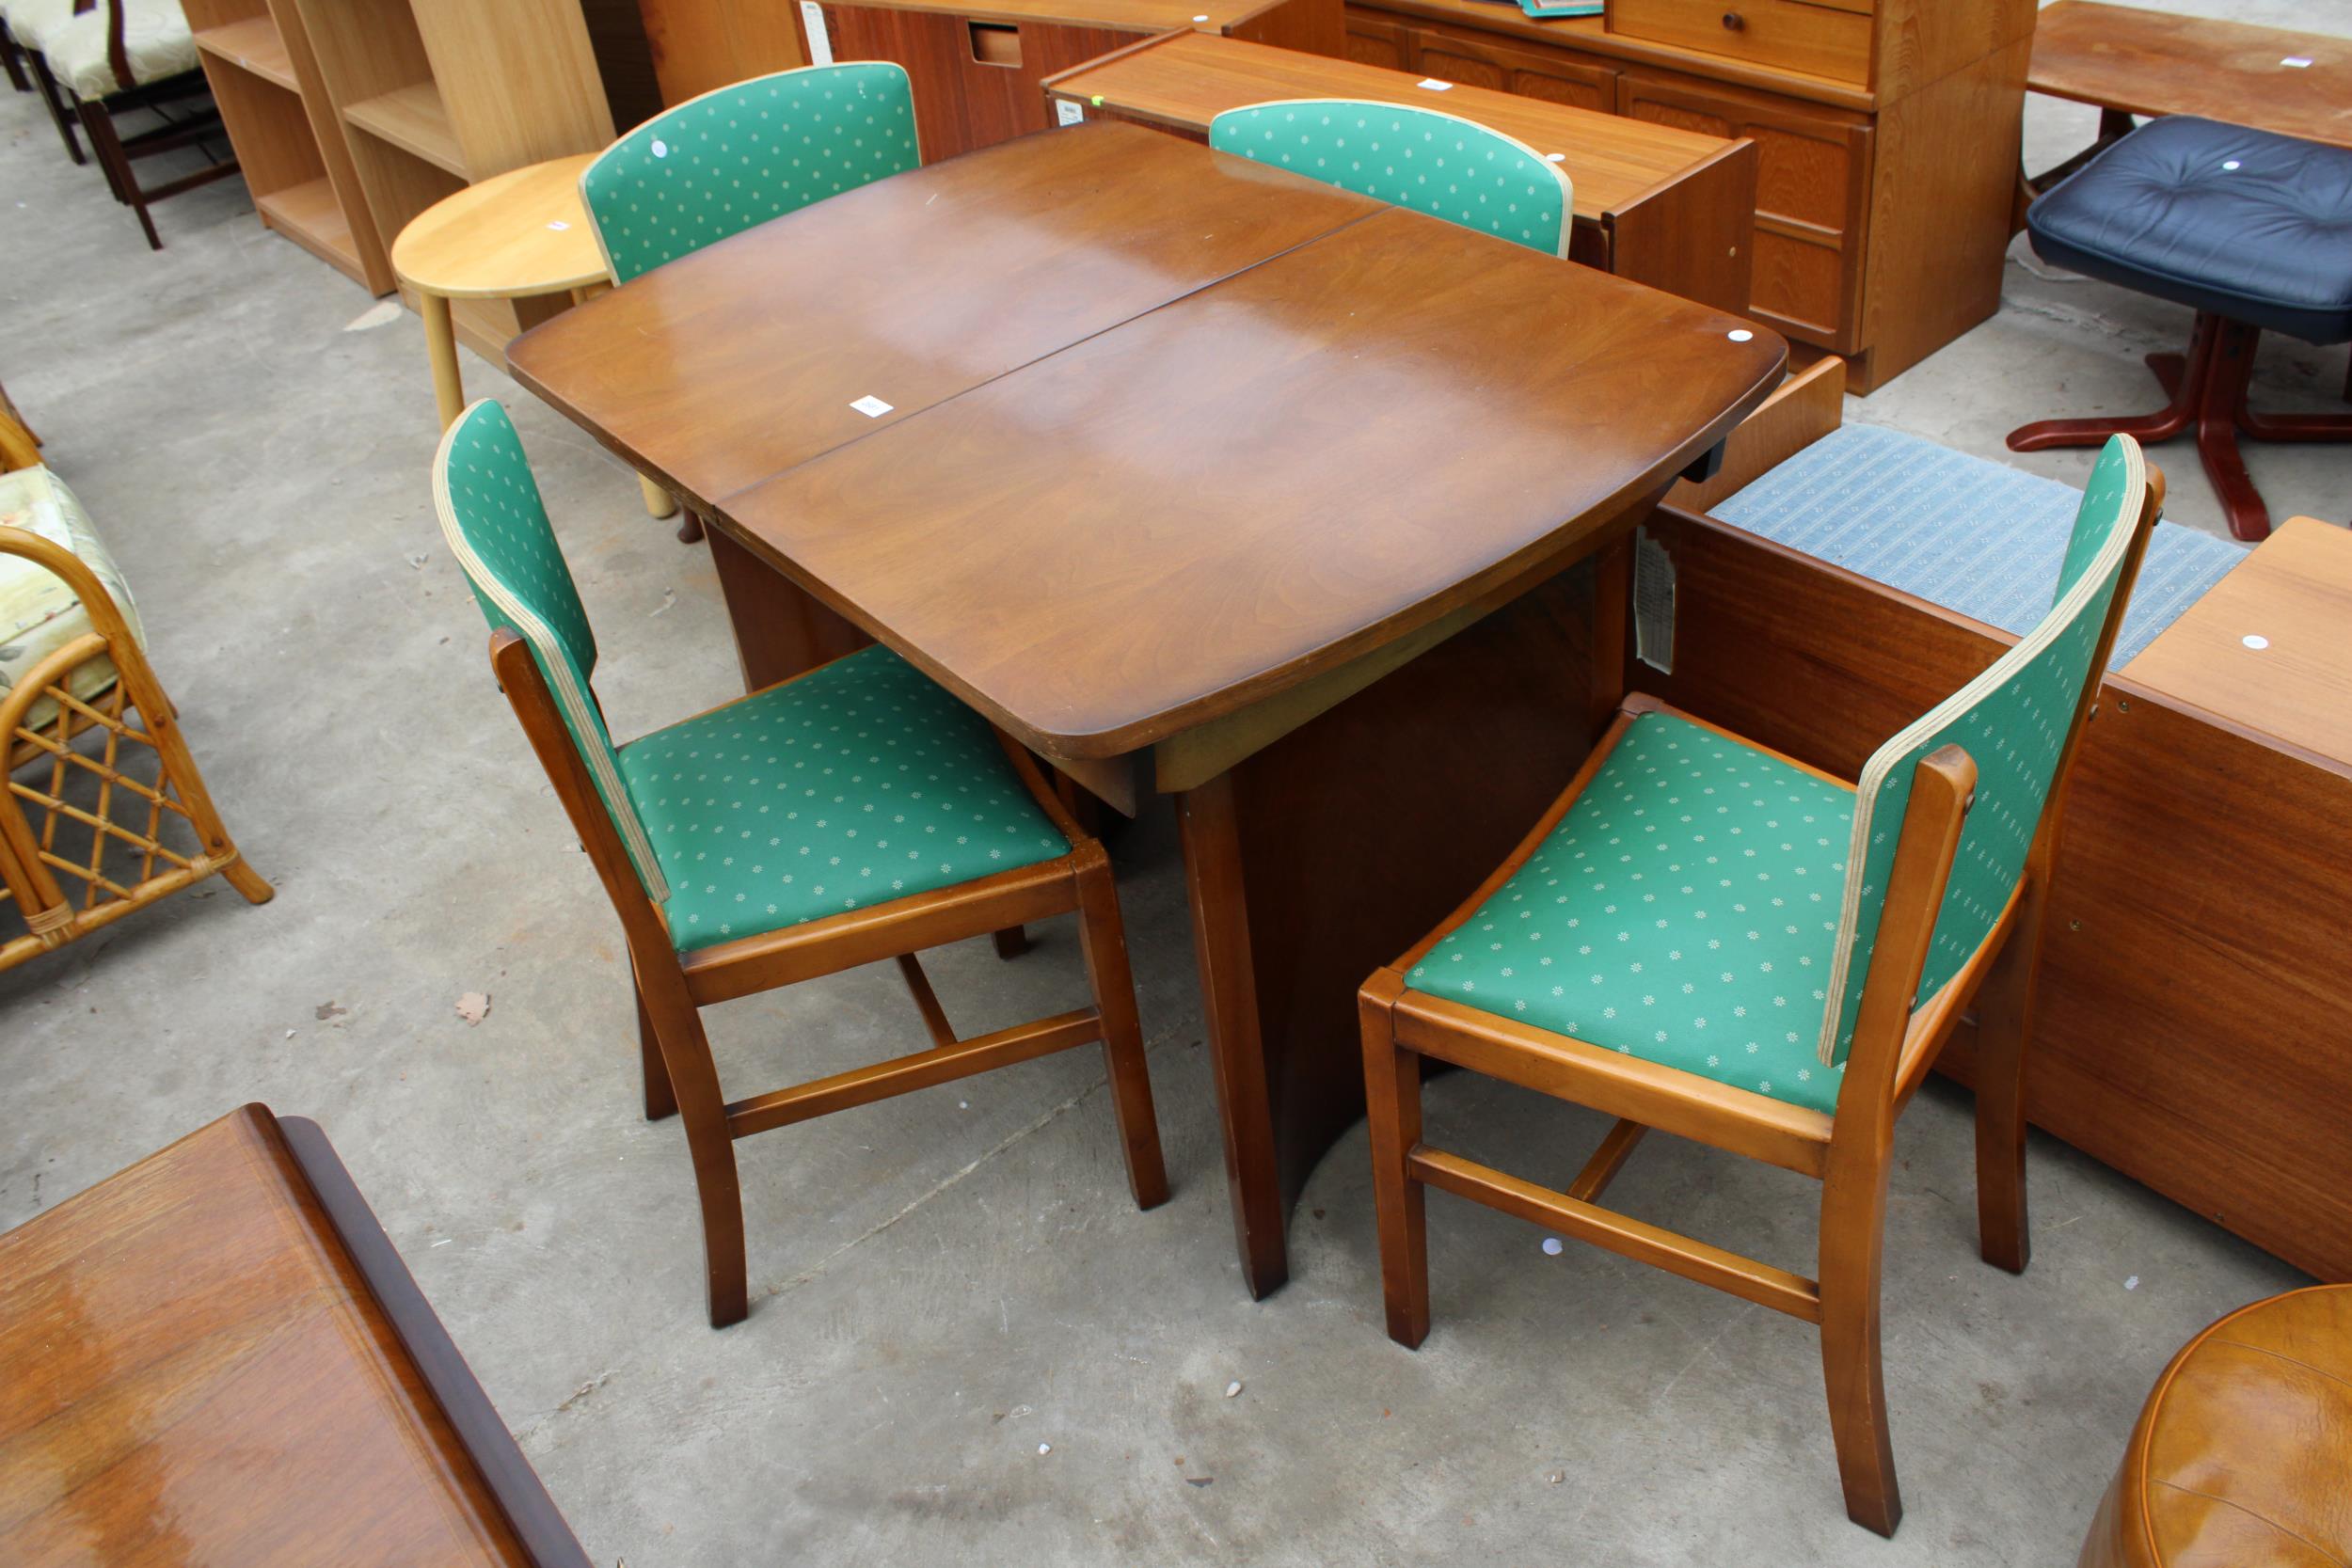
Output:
1609,0,1871,84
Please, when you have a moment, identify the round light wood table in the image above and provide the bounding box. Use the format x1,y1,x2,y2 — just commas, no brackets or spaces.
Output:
391,153,684,531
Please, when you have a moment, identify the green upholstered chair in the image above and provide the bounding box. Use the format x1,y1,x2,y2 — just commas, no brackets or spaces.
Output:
578,60,920,286
1207,98,1573,258
1358,436,2162,1535
577,60,920,543
433,399,1166,1329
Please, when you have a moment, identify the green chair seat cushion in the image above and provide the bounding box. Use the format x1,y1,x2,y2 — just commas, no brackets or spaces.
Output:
1406,711,1852,1115
618,643,1071,952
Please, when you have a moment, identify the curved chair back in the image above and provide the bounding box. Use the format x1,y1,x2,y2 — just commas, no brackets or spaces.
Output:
1207,98,1573,258
1820,435,2153,1066
431,401,668,900
579,61,920,284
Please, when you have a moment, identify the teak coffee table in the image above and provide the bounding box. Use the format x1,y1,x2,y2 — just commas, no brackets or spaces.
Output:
2026,3,2352,196
508,121,1783,1297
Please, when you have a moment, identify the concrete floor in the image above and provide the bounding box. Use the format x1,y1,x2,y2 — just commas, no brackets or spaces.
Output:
1,3,2341,1560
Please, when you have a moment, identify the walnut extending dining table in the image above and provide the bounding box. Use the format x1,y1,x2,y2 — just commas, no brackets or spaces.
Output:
506,120,1784,1298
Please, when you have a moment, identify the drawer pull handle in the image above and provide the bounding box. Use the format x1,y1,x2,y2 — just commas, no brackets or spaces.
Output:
1721,9,1745,29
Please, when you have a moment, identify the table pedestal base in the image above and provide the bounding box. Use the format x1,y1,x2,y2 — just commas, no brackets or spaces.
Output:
1176,563,1610,1296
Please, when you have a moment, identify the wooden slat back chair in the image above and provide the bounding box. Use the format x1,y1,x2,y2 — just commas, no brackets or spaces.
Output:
1206,99,1574,259
577,62,918,545
1359,436,2160,1535
433,401,1167,1328
25,0,237,248
0,490,270,972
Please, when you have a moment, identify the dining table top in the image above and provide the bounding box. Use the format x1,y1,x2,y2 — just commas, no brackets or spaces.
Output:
508,119,1785,764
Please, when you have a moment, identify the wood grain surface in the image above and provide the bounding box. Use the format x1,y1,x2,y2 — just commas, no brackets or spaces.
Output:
506,122,1382,514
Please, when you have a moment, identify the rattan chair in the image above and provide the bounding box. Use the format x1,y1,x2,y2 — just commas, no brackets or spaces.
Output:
1,465,270,970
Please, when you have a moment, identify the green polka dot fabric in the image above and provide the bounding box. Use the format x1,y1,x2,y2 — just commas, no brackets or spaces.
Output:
1207,99,1572,257
580,62,920,284
434,401,670,901
1408,435,2148,1110
1409,712,1855,1114
616,643,1070,952
1820,436,2147,1066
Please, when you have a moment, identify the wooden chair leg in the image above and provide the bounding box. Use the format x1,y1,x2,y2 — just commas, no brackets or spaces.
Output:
1359,972,1430,1348
1819,1149,1902,1536
638,962,746,1326
27,52,84,165
1074,853,1168,1210
1970,899,2043,1274
2,27,29,92
634,970,677,1122
675,507,705,545
76,99,161,249
991,926,1029,959
218,856,275,904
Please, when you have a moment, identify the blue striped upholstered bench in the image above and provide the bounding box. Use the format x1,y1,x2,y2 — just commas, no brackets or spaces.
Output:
1707,423,2245,667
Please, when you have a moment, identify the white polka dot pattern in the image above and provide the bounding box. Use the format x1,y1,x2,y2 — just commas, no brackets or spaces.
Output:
1820,436,2147,1065
1207,99,1573,258
1410,712,1853,1113
580,62,921,284
616,644,1070,951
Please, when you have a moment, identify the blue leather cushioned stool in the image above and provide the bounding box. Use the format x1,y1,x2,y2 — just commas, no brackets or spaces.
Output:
2008,115,2352,543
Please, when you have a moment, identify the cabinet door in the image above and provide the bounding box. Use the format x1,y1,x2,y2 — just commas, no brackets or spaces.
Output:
1343,11,1408,70
1617,68,1870,353
1403,21,1617,112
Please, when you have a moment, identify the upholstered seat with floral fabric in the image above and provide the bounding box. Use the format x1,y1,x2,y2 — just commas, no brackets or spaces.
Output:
617,644,1070,952
1407,710,1854,1112
37,0,197,99
0,463,144,736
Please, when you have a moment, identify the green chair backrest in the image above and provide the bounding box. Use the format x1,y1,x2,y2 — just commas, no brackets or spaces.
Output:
579,61,920,284
1817,435,2148,1068
432,401,668,901
1206,98,1573,258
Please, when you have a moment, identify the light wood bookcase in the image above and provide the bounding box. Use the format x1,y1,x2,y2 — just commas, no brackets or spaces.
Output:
186,0,394,293
282,0,616,356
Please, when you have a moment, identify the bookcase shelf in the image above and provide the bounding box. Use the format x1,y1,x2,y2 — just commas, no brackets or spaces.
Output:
184,0,393,293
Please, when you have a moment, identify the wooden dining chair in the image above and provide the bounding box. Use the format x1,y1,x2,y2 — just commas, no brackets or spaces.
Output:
1357,436,2161,1534
19,0,236,248
1206,99,1573,259
433,400,1167,1328
577,61,920,545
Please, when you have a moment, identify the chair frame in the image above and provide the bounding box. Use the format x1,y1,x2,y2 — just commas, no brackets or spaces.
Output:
0,526,271,969
42,0,239,249
1357,473,2163,1535
485,627,1168,1328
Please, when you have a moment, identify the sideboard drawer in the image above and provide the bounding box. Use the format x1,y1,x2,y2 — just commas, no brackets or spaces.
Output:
1609,0,1871,84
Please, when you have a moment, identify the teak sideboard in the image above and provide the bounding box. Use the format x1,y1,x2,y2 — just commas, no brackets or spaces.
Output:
1340,0,2036,390
795,0,1342,162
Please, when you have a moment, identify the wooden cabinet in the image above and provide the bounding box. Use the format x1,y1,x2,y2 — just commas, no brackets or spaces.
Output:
1611,0,1870,84
802,0,1343,162
1343,9,1406,67
1406,22,1616,111
1339,0,2033,390
1617,67,1868,352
